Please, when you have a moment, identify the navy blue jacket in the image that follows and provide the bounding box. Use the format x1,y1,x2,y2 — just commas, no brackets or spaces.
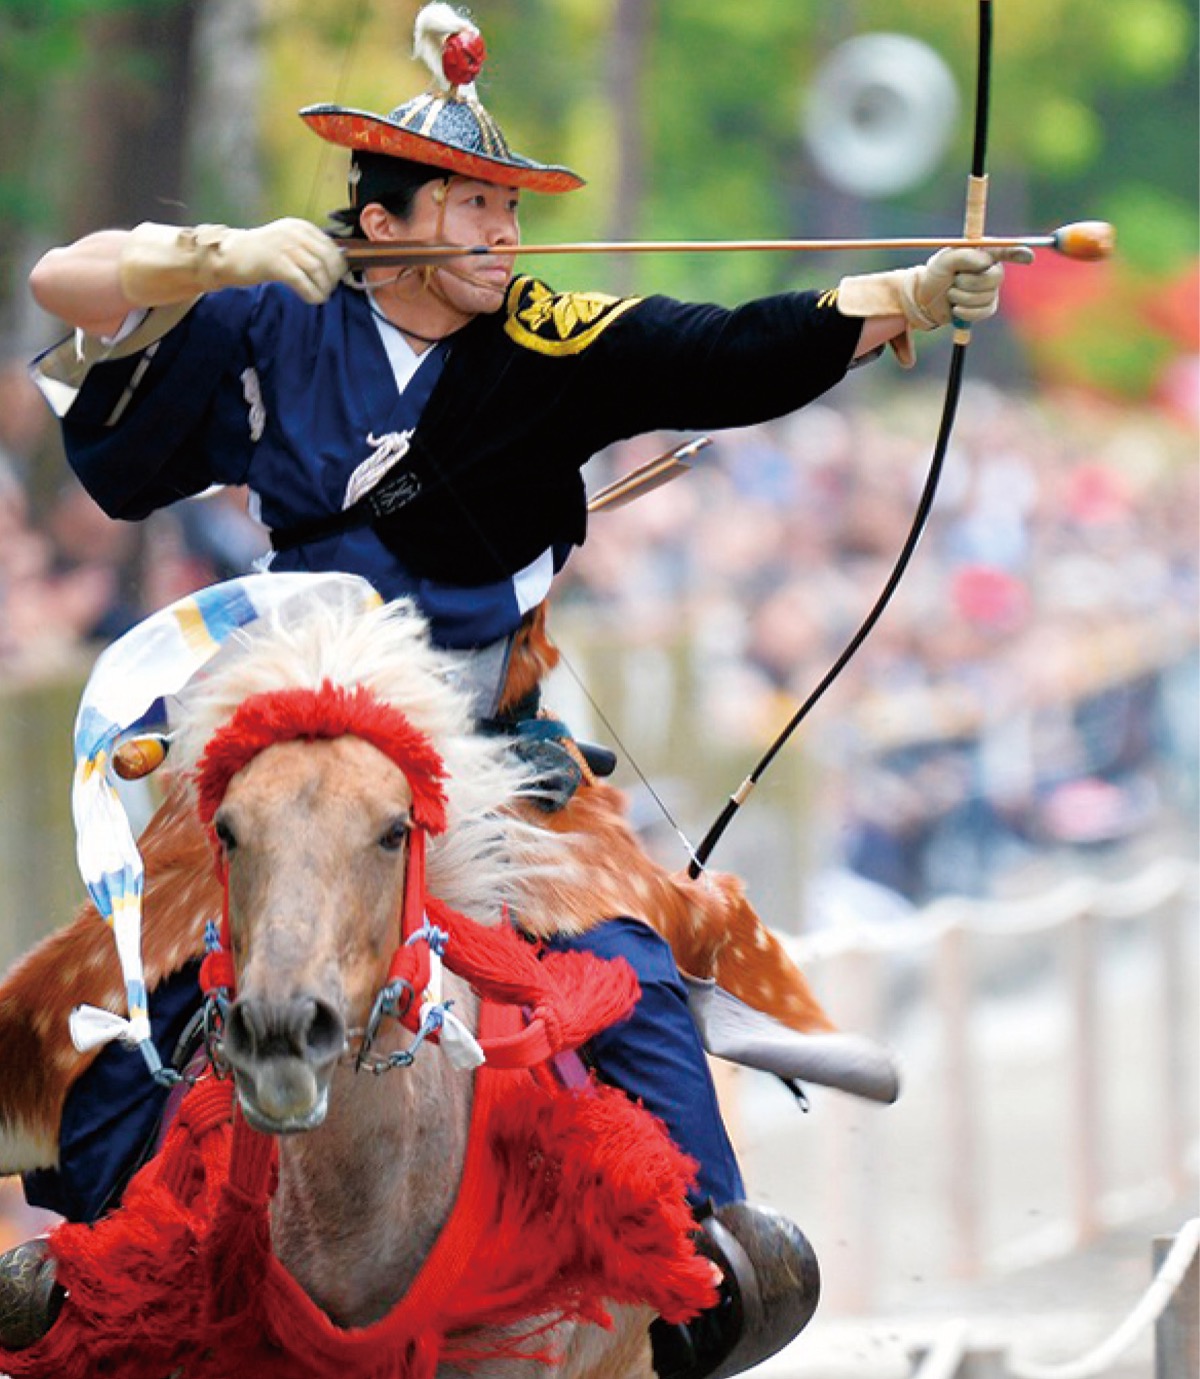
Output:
58,275,861,643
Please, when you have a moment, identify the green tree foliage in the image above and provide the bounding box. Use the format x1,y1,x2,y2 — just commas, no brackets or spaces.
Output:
6,0,1197,398
445,2,1197,274
471,0,1198,397
0,0,177,231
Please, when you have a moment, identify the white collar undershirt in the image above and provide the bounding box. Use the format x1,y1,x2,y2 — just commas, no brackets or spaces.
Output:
367,293,429,394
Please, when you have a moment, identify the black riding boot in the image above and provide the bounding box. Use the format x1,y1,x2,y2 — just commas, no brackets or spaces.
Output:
0,1238,65,1351
649,1201,820,1379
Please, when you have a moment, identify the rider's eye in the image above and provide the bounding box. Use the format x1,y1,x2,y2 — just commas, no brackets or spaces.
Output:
214,817,238,852
379,818,410,852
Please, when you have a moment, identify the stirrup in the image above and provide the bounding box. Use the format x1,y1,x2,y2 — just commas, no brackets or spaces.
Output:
0,1238,65,1352
650,1201,820,1379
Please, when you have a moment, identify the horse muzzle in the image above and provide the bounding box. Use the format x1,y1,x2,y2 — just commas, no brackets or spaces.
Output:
222,994,346,1134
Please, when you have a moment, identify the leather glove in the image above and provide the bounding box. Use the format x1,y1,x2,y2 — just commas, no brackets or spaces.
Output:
835,244,1033,365
118,218,346,308
907,245,1033,327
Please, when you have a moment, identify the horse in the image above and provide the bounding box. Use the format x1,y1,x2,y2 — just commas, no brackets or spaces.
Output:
0,598,844,1192
0,590,718,1378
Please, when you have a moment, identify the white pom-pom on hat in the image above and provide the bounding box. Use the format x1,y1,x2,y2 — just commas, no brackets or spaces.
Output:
414,3,486,98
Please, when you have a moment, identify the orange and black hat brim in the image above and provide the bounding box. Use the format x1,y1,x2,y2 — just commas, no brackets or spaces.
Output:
300,105,585,196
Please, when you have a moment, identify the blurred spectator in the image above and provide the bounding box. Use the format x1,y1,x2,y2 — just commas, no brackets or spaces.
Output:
566,383,1197,901
43,482,142,643
175,488,270,582
0,358,52,481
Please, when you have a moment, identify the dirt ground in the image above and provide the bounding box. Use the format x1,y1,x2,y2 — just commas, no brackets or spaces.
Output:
728,876,1199,1379
750,1201,1197,1378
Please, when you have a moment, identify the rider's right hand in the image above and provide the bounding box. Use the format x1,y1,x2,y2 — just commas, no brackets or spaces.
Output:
118,217,346,308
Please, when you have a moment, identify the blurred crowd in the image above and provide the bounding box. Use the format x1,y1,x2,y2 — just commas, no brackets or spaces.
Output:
1,353,1196,902
558,380,1199,899
0,358,269,670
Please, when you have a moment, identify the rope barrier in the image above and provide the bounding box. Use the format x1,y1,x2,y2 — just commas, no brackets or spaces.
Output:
784,856,1198,961
911,1320,971,1379
1005,1217,1200,1379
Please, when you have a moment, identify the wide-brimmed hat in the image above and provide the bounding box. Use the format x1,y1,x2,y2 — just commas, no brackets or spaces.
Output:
300,3,584,196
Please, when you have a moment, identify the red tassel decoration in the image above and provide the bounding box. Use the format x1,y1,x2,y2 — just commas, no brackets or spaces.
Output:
443,31,486,87
0,1000,713,1378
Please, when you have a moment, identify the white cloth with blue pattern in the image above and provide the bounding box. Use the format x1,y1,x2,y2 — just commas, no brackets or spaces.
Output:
68,572,381,1078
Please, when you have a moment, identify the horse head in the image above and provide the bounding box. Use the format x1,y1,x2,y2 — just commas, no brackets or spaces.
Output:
0,589,728,1365
206,725,422,1132
171,596,548,1141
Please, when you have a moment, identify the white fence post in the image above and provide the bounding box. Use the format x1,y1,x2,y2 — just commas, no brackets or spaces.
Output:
1160,889,1194,1203
1067,905,1103,1247
822,944,885,1314
936,918,982,1279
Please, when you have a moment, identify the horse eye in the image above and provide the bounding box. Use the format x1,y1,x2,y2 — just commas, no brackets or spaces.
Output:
379,818,410,853
214,817,238,852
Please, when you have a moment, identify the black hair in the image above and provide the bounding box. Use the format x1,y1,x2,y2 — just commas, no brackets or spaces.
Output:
326,152,447,237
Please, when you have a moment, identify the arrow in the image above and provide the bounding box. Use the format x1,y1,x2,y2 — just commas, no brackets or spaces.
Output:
341,220,1115,270
587,437,712,513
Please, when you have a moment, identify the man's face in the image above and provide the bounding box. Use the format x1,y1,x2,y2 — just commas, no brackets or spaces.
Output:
402,176,522,317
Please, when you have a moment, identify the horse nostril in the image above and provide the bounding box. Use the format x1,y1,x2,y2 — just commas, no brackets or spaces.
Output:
224,1000,262,1061
225,997,345,1068
303,999,345,1064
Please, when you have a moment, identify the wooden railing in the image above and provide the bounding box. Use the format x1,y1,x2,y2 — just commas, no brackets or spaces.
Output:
0,663,92,970
730,856,1199,1318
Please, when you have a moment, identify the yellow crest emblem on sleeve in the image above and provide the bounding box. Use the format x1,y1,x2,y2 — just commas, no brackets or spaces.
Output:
505,276,641,356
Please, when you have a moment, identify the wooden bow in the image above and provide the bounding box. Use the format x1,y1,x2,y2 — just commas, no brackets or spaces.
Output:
687,0,1002,875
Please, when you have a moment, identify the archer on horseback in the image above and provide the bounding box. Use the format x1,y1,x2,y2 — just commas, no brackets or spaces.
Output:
6,3,1024,1373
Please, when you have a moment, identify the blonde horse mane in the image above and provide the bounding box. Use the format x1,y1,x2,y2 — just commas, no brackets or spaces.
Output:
167,592,569,923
